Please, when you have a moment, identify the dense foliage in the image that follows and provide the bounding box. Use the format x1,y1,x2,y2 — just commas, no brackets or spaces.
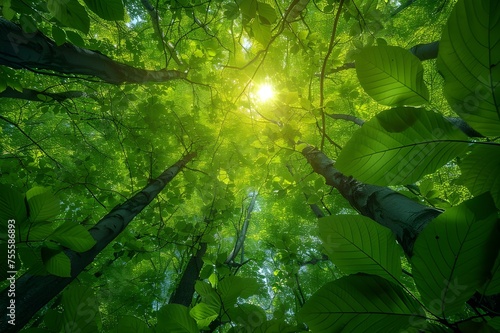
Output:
0,0,499,332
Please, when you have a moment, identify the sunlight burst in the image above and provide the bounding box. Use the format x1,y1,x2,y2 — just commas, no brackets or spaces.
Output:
257,84,274,102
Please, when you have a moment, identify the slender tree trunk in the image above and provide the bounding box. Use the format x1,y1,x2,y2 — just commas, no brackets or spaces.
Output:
0,87,86,102
302,146,441,255
0,18,186,84
225,192,257,264
169,242,207,307
0,151,196,333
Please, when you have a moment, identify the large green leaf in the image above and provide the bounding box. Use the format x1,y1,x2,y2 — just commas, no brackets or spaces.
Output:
83,0,124,21
157,304,199,333
457,144,500,208
218,276,260,307
437,0,500,136
336,107,469,185
61,283,101,333
355,45,429,106
0,184,27,227
26,187,60,222
319,215,402,281
47,0,90,34
190,303,218,328
299,274,423,332
48,220,96,252
481,251,500,296
41,248,71,277
411,193,500,317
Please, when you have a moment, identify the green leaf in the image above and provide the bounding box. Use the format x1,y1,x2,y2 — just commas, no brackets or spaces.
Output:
61,283,101,333
111,316,151,333
299,274,423,332
355,45,429,106
157,304,199,333
257,2,277,24
83,0,124,21
26,187,60,222
190,303,218,328
41,248,71,277
411,193,500,316
437,0,500,136
336,107,469,185
0,184,28,227
66,30,86,47
47,0,90,34
319,215,402,281
481,251,500,296
457,144,500,208
48,221,96,252
51,25,66,46
251,20,271,46
225,303,267,327
218,276,260,307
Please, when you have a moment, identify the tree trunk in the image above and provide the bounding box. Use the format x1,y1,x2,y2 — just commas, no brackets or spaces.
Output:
169,242,207,306
0,18,186,84
0,151,196,333
302,146,441,255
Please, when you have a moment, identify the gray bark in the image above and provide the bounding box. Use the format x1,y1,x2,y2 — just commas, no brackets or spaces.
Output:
0,18,186,84
0,152,196,333
302,146,442,255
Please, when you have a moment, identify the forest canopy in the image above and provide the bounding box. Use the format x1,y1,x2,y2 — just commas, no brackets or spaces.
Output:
0,0,499,332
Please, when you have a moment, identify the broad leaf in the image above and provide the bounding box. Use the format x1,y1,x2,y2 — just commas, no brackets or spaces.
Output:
218,276,260,307
49,221,96,252
157,304,199,333
355,45,429,106
47,0,90,34
299,274,423,332
336,107,469,185
190,303,218,328
83,0,124,21
480,250,500,296
437,0,500,136
319,215,402,281
411,193,500,316
26,187,59,222
61,283,101,333
458,144,500,208
0,184,27,227
41,248,71,277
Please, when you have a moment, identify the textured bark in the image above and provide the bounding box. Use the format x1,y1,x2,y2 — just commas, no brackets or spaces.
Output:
0,87,85,102
169,242,207,307
0,152,196,333
0,18,186,84
302,146,441,255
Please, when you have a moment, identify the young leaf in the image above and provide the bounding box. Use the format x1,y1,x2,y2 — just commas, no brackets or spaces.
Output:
26,187,60,222
48,221,96,252
61,283,101,333
83,0,125,21
355,45,429,106
437,0,500,136
299,274,423,332
336,107,469,185
411,193,500,317
47,0,90,34
157,304,199,333
319,215,402,281
41,248,71,277
457,144,500,208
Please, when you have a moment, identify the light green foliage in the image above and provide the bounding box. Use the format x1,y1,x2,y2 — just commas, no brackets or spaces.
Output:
1,0,500,332
319,215,402,281
336,107,469,185
355,46,429,106
437,0,500,136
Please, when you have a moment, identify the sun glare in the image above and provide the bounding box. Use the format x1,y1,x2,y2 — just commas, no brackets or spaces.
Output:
257,84,274,102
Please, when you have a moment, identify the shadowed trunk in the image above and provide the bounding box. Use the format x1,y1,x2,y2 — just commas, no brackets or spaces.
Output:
0,152,196,333
302,146,442,255
0,18,186,84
